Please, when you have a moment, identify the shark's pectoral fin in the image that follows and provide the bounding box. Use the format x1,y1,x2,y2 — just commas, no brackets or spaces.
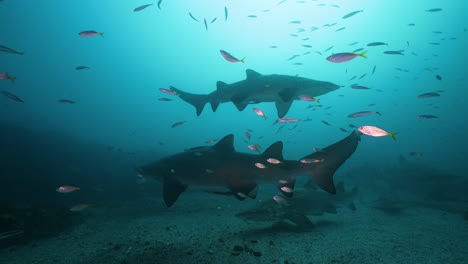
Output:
278,89,296,102
231,95,249,111
163,177,187,207
275,100,294,118
229,182,258,201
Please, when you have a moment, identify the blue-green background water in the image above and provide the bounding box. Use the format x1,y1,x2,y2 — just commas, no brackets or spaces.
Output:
0,0,467,254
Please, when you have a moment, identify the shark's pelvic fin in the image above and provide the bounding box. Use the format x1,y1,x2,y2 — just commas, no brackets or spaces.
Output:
301,131,361,194
170,86,209,116
275,100,294,118
231,94,249,111
245,69,261,80
163,177,187,207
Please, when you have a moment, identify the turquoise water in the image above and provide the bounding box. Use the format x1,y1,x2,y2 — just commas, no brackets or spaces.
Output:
0,0,467,262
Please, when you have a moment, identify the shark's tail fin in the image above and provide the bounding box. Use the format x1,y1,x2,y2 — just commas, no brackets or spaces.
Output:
299,131,361,194
170,86,209,116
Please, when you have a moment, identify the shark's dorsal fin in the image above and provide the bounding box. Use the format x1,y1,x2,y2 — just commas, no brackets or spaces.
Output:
216,81,228,91
246,69,261,80
214,134,235,153
275,100,294,118
261,141,284,160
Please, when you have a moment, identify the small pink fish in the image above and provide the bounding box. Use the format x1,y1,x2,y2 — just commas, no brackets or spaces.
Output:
245,131,251,140
0,72,16,82
206,139,218,144
159,88,178,96
280,186,293,193
300,158,324,164
266,158,281,164
220,50,245,63
248,144,261,152
326,51,367,63
253,108,267,119
278,180,288,184
273,195,287,205
69,203,93,211
255,162,267,169
171,121,186,128
56,186,80,193
299,95,320,103
58,99,76,104
79,30,104,38
277,118,299,123
358,125,397,140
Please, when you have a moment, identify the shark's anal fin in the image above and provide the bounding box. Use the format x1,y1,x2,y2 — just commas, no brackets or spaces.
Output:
275,100,294,118
163,177,187,207
301,131,361,194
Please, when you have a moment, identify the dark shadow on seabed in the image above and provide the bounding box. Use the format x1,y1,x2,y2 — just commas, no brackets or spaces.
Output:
0,122,164,248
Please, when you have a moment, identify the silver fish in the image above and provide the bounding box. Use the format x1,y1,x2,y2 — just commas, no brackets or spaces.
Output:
348,111,381,118
342,10,363,19
0,44,24,55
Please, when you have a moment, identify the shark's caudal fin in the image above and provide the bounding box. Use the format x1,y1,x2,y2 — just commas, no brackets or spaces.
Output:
170,86,209,116
300,131,361,194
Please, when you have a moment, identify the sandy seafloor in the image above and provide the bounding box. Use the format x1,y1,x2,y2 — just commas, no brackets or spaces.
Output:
1,192,467,264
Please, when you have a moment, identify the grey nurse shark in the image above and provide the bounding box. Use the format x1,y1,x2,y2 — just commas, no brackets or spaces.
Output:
138,131,361,207
236,182,358,227
170,69,342,118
